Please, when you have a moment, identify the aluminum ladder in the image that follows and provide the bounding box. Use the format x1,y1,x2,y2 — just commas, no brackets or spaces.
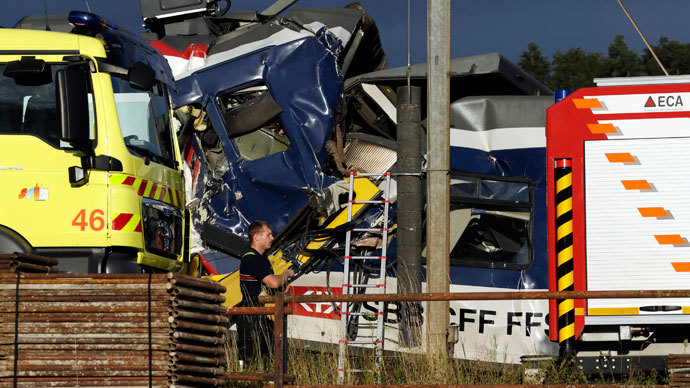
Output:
337,171,391,382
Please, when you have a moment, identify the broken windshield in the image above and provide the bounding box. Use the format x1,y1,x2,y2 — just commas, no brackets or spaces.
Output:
447,173,533,270
216,84,290,161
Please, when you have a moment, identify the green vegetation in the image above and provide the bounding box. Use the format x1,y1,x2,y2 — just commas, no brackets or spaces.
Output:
519,36,690,90
225,338,668,386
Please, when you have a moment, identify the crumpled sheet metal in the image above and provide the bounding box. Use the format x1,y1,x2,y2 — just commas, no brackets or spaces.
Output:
177,34,344,243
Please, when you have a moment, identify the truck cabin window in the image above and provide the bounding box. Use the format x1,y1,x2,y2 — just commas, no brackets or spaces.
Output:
111,75,176,169
447,173,533,270
0,63,94,148
216,84,289,161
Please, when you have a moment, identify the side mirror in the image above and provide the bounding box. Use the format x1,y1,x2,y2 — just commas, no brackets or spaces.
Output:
56,67,91,152
128,62,156,91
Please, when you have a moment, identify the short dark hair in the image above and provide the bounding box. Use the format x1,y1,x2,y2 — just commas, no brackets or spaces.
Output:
248,220,270,241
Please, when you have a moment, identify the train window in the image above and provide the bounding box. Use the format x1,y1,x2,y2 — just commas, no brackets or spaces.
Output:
447,173,533,270
216,84,289,161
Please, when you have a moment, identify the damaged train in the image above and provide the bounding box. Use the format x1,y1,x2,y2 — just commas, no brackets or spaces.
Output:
140,0,556,362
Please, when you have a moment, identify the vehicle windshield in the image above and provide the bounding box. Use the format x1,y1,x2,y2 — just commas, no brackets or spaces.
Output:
0,63,94,148
111,75,176,168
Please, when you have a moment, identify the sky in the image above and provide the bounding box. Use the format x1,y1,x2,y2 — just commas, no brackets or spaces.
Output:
3,0,690,69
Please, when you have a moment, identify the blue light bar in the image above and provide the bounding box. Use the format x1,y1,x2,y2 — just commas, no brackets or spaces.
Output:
68,11,112,34
554,89,572,103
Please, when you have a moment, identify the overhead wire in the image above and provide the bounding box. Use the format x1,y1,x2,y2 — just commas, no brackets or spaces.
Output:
617,0,669,76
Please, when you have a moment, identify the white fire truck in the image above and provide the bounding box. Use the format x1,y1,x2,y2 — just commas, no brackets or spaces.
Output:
547,75,690,374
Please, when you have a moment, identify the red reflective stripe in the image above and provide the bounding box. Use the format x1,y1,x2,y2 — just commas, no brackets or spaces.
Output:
158,185,167,201
134,222,142,232
150,182,159,199
122,176,136,186
167,187,174,205
137,180,148,196
112,213,133,230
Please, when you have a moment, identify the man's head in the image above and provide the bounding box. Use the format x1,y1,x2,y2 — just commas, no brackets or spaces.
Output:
248,220,273,254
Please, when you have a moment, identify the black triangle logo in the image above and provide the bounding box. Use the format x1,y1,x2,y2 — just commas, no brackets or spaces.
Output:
644,96,656,107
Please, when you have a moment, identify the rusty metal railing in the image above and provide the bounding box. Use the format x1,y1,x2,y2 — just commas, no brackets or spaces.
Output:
224,292,296,387
262,289,690,304
284,385,669,388
223,289,690,387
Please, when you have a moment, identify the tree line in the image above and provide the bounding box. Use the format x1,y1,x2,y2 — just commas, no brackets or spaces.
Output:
518,35,690,91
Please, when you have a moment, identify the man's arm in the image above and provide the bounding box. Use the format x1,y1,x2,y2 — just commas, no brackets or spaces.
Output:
261,269,295,289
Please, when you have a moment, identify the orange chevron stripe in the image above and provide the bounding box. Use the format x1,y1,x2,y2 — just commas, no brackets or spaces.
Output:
588,123,617,134
605,153,635,163
655,234,684,245
638,207,668,218
573,98,602,109
672,262,690,272
622,180,651,190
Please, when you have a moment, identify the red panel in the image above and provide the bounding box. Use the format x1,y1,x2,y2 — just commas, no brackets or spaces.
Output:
289,286,342,320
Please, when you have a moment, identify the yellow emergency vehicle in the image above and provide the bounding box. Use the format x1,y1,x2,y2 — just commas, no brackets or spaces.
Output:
0,12,188,273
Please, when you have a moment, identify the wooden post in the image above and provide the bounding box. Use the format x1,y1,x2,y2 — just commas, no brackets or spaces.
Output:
273,291,285,388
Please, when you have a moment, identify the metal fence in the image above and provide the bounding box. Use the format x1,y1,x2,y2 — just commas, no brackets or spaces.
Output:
223,289,690,387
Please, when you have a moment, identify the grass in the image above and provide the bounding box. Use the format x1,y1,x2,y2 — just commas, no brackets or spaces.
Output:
224,336,668,386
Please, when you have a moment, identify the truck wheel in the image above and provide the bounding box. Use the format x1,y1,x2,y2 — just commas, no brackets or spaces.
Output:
0,226,32,254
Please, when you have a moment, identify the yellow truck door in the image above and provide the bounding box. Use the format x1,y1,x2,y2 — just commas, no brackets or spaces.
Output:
0,56,108,252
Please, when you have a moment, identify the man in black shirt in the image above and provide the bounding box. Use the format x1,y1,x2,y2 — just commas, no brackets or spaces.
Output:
237,220,295,363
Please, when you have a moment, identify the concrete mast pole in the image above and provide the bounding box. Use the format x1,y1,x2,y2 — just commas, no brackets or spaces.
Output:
425,0,451,354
